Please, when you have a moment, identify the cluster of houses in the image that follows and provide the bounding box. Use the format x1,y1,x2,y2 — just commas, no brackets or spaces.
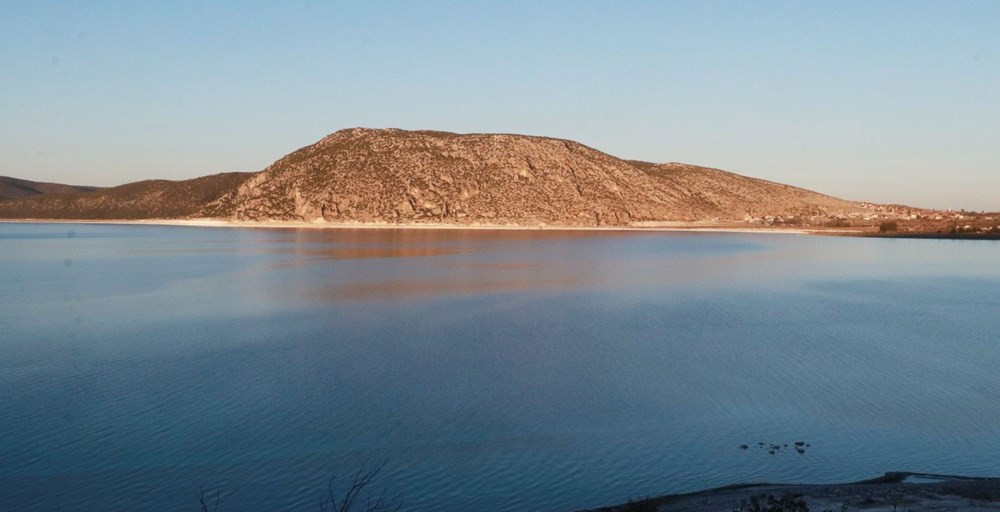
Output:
741,202,997,232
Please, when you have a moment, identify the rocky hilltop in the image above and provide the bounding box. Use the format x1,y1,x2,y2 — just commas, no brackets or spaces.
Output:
1,128,870,225
208,128,864,226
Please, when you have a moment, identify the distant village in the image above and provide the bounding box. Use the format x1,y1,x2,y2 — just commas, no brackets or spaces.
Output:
742,203,1000,238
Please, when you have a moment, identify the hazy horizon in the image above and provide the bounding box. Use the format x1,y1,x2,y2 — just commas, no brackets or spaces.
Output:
2,2,998,211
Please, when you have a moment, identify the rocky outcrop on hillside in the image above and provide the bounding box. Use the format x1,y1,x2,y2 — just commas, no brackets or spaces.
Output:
209,128,865,226
632,161,862,219
0,128,870,225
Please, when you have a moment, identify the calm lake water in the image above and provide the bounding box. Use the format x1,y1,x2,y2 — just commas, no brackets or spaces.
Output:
1,222,999,511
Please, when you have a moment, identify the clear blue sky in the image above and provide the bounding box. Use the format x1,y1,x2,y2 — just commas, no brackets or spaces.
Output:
2,1,998,210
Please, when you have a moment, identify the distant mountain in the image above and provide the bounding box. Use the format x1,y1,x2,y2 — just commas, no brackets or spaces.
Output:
208,128,865,225
0,176,99,201
0,128,868,225
0,172,252,219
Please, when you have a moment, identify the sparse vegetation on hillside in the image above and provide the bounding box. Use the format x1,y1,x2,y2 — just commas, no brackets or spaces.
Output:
8,129,972,230
0,176,99,201
213,128,868,226
0,172,252,219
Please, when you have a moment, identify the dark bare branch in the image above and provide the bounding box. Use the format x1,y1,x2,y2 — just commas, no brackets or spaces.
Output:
196,486,220,512
320,460,401,512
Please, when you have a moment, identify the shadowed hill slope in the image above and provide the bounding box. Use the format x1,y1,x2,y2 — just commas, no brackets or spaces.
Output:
0,176,99,201
0,172,252,219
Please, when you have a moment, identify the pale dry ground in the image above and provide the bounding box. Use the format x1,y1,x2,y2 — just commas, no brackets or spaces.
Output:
0,218,856,236
587,473,1000,512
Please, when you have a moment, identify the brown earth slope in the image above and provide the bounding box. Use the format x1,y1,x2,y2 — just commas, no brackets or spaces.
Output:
209,128,866,226
0,176,99,201
0,172,252,219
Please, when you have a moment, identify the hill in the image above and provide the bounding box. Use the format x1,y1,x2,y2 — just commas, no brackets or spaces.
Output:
0,176,99,201
208,128,866,226
0,172,252,219
0,128,871,225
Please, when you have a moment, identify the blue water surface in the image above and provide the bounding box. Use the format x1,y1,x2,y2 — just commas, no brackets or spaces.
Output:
1,223,998,511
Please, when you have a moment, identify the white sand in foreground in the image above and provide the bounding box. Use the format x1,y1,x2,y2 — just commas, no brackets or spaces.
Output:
0,217,855,236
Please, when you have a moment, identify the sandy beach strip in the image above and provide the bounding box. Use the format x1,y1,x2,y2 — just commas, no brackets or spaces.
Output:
0,217,863,236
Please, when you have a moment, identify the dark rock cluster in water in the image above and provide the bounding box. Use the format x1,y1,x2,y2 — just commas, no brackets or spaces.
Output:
740,440,811,455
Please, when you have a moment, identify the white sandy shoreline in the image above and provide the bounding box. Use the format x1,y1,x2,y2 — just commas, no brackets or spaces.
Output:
0,217,865,236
